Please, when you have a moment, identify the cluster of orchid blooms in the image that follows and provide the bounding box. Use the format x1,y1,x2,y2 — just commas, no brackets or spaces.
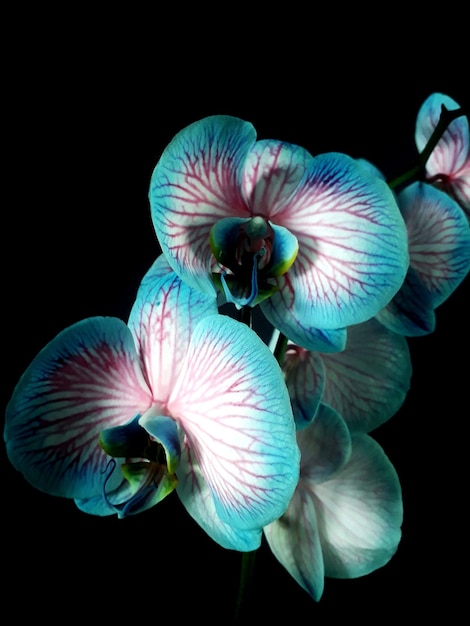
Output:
5,93,469,602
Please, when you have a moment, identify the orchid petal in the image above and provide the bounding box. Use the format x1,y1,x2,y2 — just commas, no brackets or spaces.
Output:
5,318,152,499
135,253,174,287
76,459,178,518
169,314,300,531
263,488,325,601
75,462,126,516
375,267,436,336
274,152,409,329
415,93,469,176
75,493,117,516
261,275,347,352
241,139,312,217
262,403,351,602
355,158,385,180
176,446,262,551
320,319,412,433
268,222,299,276
451,158,470,213
399,182,470,308
314,434,403,579
139,414,181,474
128,262,217,402
282,345,325,429
297,403,351,483
149,115,256,295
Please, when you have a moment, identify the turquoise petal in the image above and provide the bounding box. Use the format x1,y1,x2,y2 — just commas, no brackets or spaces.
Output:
261,280,347,351
171,314,300,532
268,222,299,276
272,152,410,329
149,115,256,296
176,458,263,551
241,139,313,217
139,413,181,474
4,317,152,500
128,258,218,401
375,267,436,336
415,93,469,175
399,182,470,308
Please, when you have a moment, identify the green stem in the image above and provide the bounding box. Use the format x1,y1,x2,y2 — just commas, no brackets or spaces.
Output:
387,105,465,190
273,331,288,366
233,550,257,624
238,305,253,328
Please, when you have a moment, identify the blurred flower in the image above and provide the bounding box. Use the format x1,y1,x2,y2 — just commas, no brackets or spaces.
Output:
282,317,411,432
264,403,403,600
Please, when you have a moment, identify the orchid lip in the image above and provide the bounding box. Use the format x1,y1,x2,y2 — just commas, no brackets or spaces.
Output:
210,216,298,308
99,415,166,464
101,458,178,518
99,413,182,518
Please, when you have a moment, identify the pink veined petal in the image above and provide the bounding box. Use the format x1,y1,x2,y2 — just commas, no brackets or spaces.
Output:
136,253,174,285
149,115,256,295
168,314,300,531
399,182,470,308
264,486,325,601
320,318,412,433
450,157,470,214
128,262,217,403
415,92,469,177
273,152,409,329
176,441,263,551
261,274,347,352
241,139,313,217
5,317,152,499
314,434,403,580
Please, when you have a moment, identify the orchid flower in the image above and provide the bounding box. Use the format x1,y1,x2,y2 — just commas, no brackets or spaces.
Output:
149,115,409,351
263,403,403,601
281,317,411,433
376,182,470,336
4,256,300,551
415,92,470,216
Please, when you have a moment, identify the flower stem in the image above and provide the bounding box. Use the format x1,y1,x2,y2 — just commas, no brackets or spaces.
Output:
387,105,465,190
233,550,257,624
273,331,288,365
238,305,253,328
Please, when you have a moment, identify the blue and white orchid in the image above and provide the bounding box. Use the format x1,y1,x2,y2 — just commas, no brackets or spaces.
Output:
416,92,470,216
4,256,300,551
376,181,470,336
149,115,409,351
263,403,403,601
282,317,411,433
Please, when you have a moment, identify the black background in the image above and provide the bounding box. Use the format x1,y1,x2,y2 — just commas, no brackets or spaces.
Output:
3,14,468,624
